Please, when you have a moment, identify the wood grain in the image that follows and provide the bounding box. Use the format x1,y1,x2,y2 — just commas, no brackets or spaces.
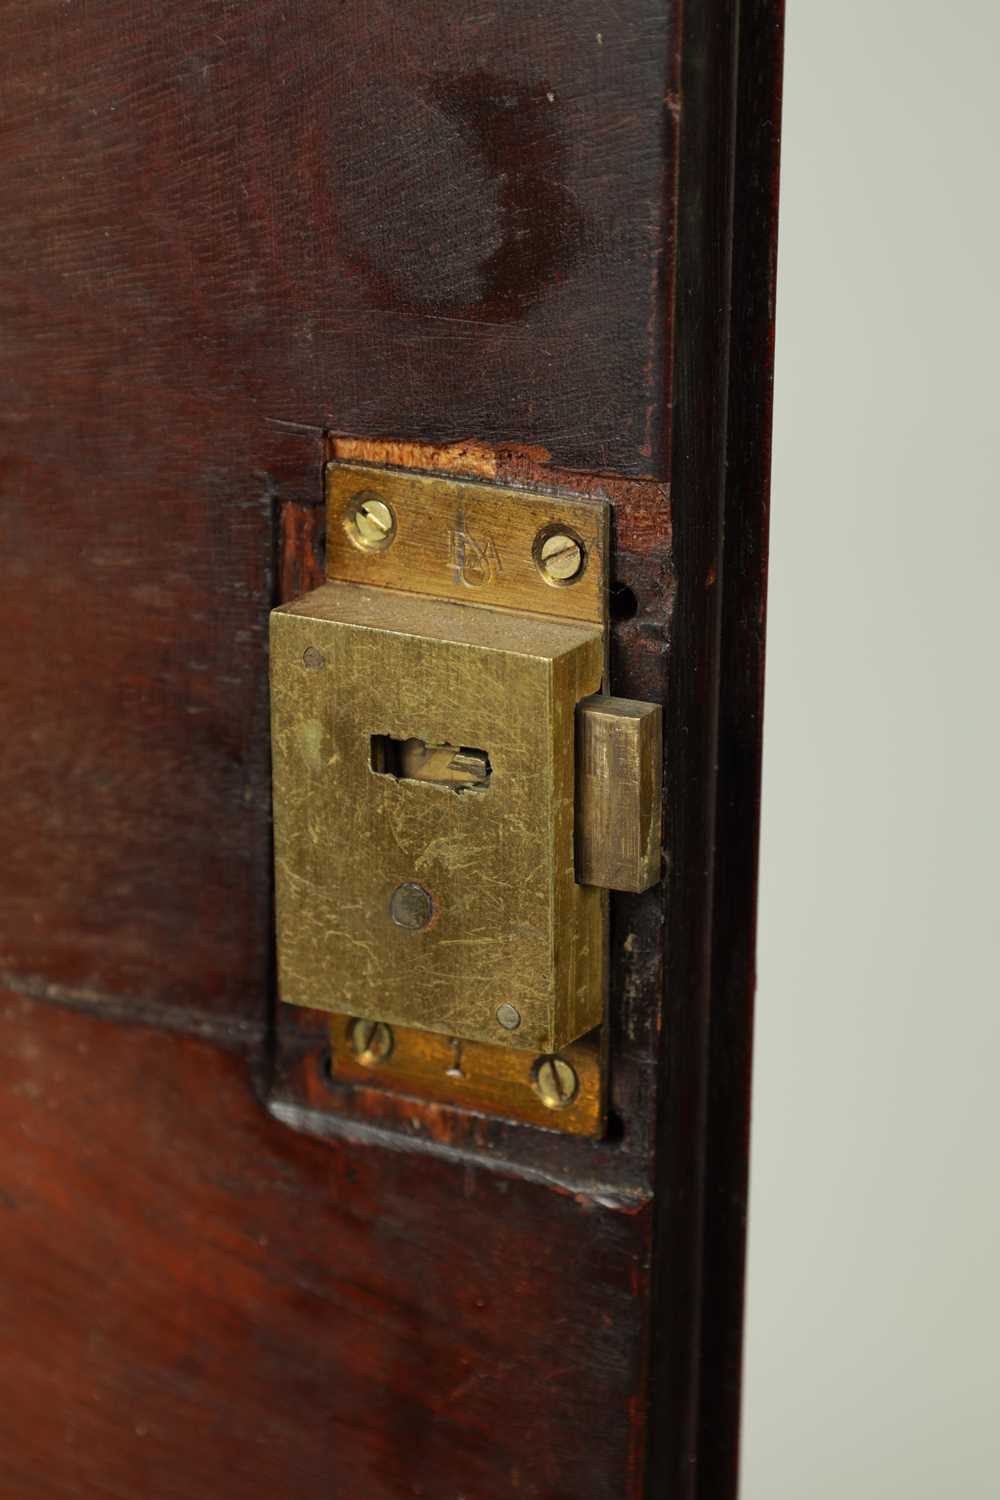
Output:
0,989,650,1499
0,0,676,1034
0,0,781,1493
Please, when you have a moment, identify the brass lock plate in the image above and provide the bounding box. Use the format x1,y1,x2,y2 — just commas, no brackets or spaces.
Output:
270,459,660,1133
327,1014,604,1137
324,460,609,626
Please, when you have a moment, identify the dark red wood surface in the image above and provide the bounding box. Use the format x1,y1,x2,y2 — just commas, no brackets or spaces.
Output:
0,989,650,1499
0,0,674,1036
0,1,781,1494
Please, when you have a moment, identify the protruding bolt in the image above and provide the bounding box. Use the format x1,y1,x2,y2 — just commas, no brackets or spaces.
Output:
348,1018,394,1067
345,490,396,551
537,530,585,583
496,1002,522,1031
389,882,434,930
533,1055,579,1109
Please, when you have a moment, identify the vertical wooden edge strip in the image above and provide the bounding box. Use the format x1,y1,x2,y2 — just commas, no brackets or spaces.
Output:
647,1,744,1495
695,4,786,1497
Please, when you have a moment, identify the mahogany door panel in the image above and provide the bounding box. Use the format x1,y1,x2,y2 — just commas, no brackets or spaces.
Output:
0,991,649,1499
0,1,782,1495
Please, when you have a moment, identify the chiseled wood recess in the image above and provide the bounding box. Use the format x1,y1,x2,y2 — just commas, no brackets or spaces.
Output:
271,432,670,1212
0,0,781,1496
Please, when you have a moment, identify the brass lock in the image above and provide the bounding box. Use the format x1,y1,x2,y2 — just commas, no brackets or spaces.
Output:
270,462,661,1111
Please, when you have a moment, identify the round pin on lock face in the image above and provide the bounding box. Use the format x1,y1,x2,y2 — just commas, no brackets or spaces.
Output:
389,882,434,931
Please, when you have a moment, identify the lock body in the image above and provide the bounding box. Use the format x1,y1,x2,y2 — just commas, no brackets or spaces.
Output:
271,580,604,1053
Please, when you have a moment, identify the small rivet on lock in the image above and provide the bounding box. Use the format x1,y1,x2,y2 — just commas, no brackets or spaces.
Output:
344,490,397,552
389,882,434,931
532,1055,579,1109
302,646,326,670
348,1018,394,1067
534,527,586,585
496,1002,522,1031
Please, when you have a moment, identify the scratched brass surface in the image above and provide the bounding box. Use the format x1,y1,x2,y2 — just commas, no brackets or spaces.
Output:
328,1016,603,1136
271,581,605,1052
325,460,608,629
576,696,663,892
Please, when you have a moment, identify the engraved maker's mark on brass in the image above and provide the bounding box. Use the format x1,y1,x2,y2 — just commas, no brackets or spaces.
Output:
449,503,502,588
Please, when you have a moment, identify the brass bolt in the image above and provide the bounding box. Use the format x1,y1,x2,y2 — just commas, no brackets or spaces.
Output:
537,530,585,584
345,490,396,552
533,1055,578,1109
348,1018,394,1067
496,1002,522,1031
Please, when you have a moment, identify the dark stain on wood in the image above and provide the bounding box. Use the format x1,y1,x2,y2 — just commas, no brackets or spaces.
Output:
327,70,584,321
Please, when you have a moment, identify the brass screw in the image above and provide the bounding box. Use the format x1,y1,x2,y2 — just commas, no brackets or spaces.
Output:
533,1055,578,1109
348,1018,394,1067
345,490,396,551
537,530,585,584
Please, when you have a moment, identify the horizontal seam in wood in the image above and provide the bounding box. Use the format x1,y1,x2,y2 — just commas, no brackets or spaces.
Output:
0,970,266,1049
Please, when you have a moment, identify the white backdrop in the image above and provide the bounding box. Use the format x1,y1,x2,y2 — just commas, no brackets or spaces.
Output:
742,2,1000,1495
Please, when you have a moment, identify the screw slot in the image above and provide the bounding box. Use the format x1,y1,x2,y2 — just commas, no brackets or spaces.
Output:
343,489,397,553
533,524,587,586
532,1055,579,1109
348,1018,395,1067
